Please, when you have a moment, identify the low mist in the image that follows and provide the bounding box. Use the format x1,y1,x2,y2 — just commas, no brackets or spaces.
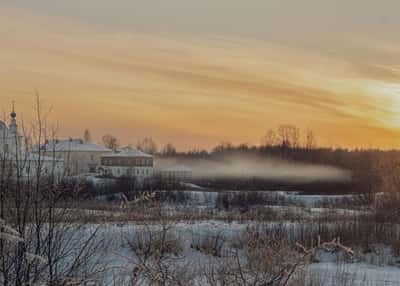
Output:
157,155,351,183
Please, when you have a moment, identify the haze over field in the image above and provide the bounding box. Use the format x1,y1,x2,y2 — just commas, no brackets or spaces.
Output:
1,0,400,150
158,156,351,183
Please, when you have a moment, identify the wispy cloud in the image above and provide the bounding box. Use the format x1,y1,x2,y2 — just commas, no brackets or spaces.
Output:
0,3,399,149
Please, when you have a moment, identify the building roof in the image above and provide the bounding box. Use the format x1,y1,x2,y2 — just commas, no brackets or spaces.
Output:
41,139,112,153
2,152,63,162
101,148,153,158
25,153,63,162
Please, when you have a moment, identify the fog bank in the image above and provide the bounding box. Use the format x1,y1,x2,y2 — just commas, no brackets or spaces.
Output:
157,155,351,183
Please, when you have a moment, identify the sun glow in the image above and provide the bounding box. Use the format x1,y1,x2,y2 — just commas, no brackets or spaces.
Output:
365,82,400,129
1,2,400,149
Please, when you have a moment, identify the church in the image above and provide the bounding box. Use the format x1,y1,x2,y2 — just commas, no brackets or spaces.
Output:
0,105,22,156
0,105,64,180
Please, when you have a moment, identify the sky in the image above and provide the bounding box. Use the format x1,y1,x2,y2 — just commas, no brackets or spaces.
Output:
0,0,399,150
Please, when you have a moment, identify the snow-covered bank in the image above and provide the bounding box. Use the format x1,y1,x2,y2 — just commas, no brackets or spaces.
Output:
82,222,400,285
158,189,361,208
308,263,400,286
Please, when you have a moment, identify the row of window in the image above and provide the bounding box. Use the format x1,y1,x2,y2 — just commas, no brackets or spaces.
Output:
114,168,151,176
102,157,153,167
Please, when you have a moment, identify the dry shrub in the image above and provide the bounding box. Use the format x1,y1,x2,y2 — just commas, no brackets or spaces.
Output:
128,227,183,259
191,231,226,257
374,192,400,223
242,226,305,273
391,239,400,257
208,225,309,286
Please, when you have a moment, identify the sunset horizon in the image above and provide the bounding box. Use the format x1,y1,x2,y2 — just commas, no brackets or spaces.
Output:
3,2,400,284
1,0,400,150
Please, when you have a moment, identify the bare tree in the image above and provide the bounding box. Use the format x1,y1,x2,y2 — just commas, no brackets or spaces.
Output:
137,137,158,155
102,134,119,151
304,129,317,149
0,95,107,286
212,141,233,154
277,125,300,148
83,129,92,143
262,129,278,147
161,143,177,156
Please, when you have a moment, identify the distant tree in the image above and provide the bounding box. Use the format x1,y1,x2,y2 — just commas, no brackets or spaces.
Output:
305,129,317,149
262,129,278,147
137,137,158,154
102,134,119,151
238,143,250,151
277,125,300,148
83,129,92,143
212,142,233,154
187,148,208,157
162,143,177,156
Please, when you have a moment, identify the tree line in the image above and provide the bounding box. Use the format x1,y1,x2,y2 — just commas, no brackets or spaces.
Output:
85,125,316,156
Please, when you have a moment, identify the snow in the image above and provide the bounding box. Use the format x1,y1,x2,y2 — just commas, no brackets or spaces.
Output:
102,149,152,158
180,183,205,190
68,222,400,286
45,189,400,284
41,139,112,152
308,263,400,286
159,190,360,209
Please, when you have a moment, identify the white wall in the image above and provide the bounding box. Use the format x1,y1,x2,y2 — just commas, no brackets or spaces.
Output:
40,150,112,175
101,165,153,180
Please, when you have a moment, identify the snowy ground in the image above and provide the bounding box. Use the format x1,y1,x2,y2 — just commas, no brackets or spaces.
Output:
78,221,400,286
308,263,400,286
78,189,399,285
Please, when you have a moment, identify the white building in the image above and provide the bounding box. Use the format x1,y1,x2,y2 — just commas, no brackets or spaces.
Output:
0,106,22,157
0,106,64,181
38,139,112,175
99,148,154,181
21,153,64,181
157,165,192,182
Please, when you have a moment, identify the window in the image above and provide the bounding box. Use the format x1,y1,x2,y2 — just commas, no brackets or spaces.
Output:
90,154,95,161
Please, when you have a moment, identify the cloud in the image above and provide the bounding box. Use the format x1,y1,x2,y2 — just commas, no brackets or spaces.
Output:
0,4,400,149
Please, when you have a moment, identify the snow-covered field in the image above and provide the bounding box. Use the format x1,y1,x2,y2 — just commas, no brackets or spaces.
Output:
71,189,399,285
76,221,400,285
308,263,400,286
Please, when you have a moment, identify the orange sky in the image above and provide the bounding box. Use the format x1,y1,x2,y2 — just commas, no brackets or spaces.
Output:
0,2,400,150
